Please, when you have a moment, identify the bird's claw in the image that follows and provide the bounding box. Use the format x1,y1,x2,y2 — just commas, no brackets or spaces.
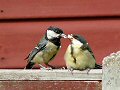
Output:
60,67,66,70
40,67,53,70
86,68,91,74
68,68,74,75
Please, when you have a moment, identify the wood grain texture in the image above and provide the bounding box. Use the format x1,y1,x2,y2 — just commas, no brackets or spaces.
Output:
0,20,120,68
0,81,102,90
0,0,120,19
0,69,102,80
102,51,120,90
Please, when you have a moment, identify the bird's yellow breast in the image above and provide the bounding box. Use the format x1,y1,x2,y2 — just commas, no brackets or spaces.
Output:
64,44,96,70
42,42,59,63
33,42,59,64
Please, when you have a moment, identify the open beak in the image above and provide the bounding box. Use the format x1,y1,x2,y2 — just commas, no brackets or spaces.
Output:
67,34,74,40
60,34,67,38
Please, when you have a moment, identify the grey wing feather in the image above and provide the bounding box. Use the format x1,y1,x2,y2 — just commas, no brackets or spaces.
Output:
80,37,95,59
86,44,95,59
25,36,48,62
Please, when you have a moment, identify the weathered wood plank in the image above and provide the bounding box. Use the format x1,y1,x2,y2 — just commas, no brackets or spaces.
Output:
0,0,120,19
0,81,102,90
102,51,120,90
0,69,102,80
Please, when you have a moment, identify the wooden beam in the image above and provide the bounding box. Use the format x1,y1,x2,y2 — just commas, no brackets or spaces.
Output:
0,81,102,90
102,51,120,90
0,69,102,81
1,20,120,68
0,0,120,19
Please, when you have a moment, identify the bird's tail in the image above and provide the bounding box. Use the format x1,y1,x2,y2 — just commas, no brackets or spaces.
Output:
24,62,35,69
94,63,102,69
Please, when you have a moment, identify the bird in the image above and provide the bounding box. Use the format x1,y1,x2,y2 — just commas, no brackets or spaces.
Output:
24,26,66,69
64,34,102,71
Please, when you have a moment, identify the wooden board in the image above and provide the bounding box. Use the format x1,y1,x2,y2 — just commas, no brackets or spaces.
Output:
0,81,102,90
0,69,102,90
0,0,120,19
0,20,120,68
0,69,102,80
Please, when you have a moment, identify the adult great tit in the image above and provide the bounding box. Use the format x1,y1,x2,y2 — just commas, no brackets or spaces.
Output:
25,26,66,69
64,34,102,70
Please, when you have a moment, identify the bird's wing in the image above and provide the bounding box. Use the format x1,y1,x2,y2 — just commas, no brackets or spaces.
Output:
81,43,95,59
25,37,48,62
77,35,95,59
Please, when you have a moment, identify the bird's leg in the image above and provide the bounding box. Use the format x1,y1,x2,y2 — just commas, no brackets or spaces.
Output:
86,68,91,74
61,67,67,70
39,64,53,70
45,63,56,69
68,67,74,75
39,64,47,70
38,64,51,70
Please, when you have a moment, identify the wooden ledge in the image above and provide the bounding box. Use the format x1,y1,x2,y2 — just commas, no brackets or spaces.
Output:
0,69,102,81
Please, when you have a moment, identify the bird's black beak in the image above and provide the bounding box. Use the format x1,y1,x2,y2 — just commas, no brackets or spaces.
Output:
60,34,67,38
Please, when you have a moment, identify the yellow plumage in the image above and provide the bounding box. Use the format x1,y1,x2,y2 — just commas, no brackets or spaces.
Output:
64,44,96,70
33,42,59,64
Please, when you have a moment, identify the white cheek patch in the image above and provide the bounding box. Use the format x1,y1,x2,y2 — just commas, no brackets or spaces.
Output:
47,30,60,39
72,38,83,47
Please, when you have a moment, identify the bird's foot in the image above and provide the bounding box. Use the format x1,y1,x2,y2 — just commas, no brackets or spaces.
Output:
39,64,46,69
41,67,53,70
39,64,52,70
86,68,91,74
68,68,74,75
60,67,67,70
45,64,56,69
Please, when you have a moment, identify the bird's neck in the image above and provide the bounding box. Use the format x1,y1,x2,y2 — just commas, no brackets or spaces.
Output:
71,43,81,48
49,38,61,46
45,34,61,46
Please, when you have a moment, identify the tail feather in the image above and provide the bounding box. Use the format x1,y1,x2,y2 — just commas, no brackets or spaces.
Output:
94,63,102,69
24,54,30,60
24,62,35,69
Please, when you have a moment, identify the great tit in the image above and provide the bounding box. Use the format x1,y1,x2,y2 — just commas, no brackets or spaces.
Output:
64,34,102,71
25,26,66,69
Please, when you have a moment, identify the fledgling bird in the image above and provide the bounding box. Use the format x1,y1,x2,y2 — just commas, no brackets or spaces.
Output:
64,34,102,71
25,26,66,69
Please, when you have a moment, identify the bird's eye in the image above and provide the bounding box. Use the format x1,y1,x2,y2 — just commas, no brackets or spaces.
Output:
73,35,78,39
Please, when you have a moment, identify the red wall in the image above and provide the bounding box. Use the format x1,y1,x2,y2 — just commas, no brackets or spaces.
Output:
0,0,120,69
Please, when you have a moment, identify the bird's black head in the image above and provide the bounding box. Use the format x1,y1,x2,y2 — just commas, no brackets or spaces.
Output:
46,26,66,40
45,26,66,46
73,35,85,42
68,34,87,45
47,26,64,35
